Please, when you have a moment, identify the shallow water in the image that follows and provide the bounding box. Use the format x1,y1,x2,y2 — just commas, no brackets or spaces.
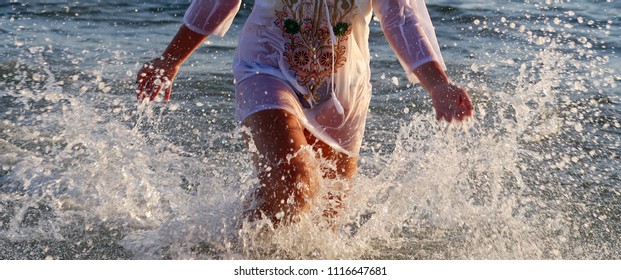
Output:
0,0,619,259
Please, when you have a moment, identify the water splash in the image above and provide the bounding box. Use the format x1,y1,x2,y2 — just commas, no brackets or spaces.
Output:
1,1,619,259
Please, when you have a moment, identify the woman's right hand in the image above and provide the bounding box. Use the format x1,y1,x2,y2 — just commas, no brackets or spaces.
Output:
135,24,209,102
136,57,180,102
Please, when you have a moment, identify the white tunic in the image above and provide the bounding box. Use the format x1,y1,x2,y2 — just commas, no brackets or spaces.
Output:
184,0,445,155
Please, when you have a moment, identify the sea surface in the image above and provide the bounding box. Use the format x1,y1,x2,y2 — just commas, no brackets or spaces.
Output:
0,0,619,259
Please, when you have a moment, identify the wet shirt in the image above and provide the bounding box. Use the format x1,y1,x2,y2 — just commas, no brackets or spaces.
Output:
184,0,445,155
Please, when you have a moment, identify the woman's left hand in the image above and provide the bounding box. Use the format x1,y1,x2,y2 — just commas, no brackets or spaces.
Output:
429,83,473,122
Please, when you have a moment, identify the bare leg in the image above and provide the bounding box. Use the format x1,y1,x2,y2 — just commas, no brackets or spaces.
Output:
304,130,358,221
241,109,358,226
241,109,320,225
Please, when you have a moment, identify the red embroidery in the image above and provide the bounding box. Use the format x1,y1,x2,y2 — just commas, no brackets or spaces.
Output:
276,0,355,103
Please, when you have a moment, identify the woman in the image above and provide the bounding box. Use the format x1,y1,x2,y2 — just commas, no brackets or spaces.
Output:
136,0,473,226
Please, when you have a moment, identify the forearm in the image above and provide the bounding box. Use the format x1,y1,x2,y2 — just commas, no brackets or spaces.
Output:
415,61,473,122
374,0,472,122
160,24,208,64
413,61,451,93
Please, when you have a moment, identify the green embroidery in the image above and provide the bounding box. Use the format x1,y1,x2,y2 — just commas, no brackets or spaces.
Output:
283,18,301,34
333,22,350,36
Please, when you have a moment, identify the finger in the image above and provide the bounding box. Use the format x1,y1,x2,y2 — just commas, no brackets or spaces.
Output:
136,87,144,100
456,93,473,120
455,110,466,122
462,90,473,107
436,110,451,123
453,104,466,121
455,103,469,121
141,80,154,101
454,109,462,121
136,70,144,82
149,83,163,101
136,69,150,84
462,94,473,110
463,105,475,120
137,81,150,100
163,85,172,102
136,74,147,99
161,77,173,102
463,103,474,119
136,81,144,99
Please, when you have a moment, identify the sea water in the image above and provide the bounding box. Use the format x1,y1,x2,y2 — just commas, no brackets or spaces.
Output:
0,0,619,259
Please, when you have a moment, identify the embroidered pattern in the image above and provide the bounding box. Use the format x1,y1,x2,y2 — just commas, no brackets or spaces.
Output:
275,0,356,104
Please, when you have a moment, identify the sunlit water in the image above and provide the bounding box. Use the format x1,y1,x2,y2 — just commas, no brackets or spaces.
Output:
1,1,619,259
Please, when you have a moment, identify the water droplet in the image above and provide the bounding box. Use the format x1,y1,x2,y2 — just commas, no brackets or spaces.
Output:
391,76,399,86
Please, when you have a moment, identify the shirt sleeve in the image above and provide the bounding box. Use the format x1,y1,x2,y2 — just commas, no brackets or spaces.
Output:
372,0,446,83
183,0,242,37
